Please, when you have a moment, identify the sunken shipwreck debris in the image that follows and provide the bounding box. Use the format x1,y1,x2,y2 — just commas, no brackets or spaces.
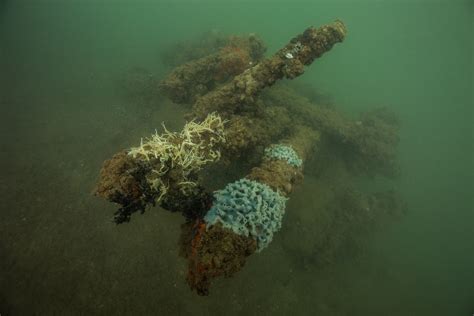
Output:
95,20,404,295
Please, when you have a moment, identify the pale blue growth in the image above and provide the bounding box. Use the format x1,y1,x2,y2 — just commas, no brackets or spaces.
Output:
204,178,287,252
264,144,302,167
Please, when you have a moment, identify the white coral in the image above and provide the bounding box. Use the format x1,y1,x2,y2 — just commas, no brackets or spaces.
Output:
128,112,226,199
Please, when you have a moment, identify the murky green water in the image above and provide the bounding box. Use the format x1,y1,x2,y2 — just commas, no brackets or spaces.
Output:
1,0,472,315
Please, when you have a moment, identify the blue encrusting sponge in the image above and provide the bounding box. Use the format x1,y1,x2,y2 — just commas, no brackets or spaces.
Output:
204,178,287,252
264,144,302,167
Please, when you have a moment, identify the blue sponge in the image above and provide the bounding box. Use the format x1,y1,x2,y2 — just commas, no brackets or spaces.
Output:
204,178,287,252
264,144,302,167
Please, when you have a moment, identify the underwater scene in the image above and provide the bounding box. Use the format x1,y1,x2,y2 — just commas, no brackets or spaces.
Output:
0,0,472,315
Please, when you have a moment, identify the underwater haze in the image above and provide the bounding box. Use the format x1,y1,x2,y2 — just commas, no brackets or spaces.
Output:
0,0,472,315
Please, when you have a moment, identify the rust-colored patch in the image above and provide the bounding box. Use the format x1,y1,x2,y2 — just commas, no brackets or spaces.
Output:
180,221,257,296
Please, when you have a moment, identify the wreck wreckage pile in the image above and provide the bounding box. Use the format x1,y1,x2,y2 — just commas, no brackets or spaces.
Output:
95,20,404,295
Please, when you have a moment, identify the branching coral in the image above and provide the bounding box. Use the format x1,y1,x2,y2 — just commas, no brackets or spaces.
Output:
95,113,227,223
128,112,226,198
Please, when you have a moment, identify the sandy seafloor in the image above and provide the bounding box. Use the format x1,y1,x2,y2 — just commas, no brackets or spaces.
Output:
0,1,472,315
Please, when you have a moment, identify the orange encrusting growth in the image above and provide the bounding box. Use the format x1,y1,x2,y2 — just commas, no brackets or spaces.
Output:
183,218,257,295
186,219,209,290
190,220,206,261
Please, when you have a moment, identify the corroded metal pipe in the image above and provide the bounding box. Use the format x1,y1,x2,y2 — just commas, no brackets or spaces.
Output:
192,20,347,119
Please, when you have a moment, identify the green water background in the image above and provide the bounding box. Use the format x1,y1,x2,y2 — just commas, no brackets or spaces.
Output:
0,0,472,315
